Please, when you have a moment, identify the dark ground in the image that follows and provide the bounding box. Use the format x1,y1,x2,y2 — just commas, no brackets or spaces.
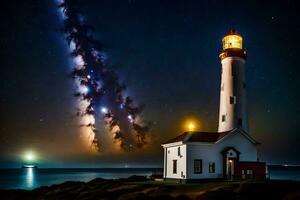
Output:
1,176,300,200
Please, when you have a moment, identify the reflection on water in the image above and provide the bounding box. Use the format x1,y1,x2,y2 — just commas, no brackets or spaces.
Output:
0,168,299,190
0,168,157,190
25,168,34,188
0,168,298,190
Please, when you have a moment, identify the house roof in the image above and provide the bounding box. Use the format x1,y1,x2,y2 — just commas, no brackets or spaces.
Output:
163,130,232,144
162,128,260,145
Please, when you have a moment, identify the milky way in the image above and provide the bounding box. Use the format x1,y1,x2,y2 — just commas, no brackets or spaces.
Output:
57,0,150,152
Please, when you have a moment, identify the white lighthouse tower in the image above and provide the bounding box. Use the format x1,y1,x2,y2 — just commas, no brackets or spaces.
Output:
218,29,249,133
162,30,265,182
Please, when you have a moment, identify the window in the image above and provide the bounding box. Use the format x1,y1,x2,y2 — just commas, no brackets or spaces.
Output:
222,115,226,122
221,83,224,91
173,160,177,174
241,170,246,179
231,66,235,76
177,147,181,156
209,162,215,173
223,35,243,50
247,169,253,178
230,96,236,104
194,159,202,174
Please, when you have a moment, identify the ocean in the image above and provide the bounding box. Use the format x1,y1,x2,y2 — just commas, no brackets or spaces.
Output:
0,168,299,190
0,168,161,190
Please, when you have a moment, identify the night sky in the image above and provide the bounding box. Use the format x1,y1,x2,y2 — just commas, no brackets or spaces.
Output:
0,0,299,167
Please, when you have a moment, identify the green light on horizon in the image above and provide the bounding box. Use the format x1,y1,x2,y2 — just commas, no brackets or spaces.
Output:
24,152,36,162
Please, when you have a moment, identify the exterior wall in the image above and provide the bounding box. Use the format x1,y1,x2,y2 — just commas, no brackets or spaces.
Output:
218,56,249,133
164,144,187,179
236,162,266,180
186,131,257,179
163,147,167,178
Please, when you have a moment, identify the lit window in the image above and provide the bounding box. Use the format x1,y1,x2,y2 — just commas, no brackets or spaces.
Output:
194,159,202,174
173,160,177,174
222,35,243,50
209,162,215,173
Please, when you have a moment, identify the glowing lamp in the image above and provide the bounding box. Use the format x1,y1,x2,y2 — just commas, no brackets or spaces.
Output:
24,152,35,162
222,29,243,50
188,123,195,131
219,29,247,61
183,118,200,132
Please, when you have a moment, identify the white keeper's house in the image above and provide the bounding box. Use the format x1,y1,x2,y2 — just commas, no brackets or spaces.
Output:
162,29,265,183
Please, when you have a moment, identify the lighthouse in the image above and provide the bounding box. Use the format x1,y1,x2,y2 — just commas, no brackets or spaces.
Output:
218,29,249,133
162,29,266,182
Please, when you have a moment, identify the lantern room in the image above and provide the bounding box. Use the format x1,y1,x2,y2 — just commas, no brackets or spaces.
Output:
222,29,243,50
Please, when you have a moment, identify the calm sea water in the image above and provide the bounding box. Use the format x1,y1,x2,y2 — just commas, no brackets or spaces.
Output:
268,169,300,181
0,168,299,190
0,168,161,190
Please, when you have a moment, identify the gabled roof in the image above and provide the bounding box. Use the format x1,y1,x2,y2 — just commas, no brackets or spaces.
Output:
162,128,260,145
162,130,232,144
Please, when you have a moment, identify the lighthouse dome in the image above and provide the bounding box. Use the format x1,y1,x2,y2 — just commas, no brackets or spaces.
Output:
222,29,243,50
219,29,246,60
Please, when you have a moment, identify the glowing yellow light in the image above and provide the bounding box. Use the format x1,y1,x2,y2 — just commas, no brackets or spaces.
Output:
182,117,201,132
188,123,195,131
222,35,243,50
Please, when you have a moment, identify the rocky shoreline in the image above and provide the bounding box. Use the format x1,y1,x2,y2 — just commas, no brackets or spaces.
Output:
1,176,299,200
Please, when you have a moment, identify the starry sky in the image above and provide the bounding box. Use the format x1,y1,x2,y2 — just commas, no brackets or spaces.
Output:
0,0,299,167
